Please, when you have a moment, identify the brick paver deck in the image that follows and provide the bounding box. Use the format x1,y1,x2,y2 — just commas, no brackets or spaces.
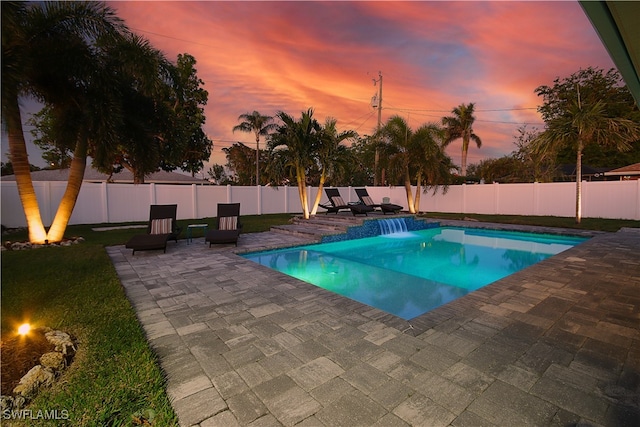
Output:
107,220,640,426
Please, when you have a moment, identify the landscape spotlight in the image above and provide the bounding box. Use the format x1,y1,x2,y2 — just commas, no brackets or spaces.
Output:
18,323,31,336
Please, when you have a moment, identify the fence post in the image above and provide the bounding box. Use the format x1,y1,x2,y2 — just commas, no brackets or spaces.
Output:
149,183,156,205
191,184,197,219
636,179,640,220
582,181,588,219
257,185,262,215
101,182,109,223
284,185,289,213
494,182,500,215
533,182,539,216
226,184,232,203
461,183,466,214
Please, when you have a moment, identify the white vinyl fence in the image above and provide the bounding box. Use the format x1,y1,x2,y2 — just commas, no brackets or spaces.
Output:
1,180,639,228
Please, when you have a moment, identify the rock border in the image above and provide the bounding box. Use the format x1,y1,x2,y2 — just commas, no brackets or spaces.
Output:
1,237,84,251
0,328,77,412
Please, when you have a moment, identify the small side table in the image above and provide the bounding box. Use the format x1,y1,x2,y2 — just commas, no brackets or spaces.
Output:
186,224,208,244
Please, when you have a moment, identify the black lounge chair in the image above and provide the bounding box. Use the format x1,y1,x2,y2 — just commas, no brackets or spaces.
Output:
206,203,242,247
319,188,374,216
125,204,181,255
355,188,403,214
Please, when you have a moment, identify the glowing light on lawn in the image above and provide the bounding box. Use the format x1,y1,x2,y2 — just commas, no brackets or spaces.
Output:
18,323,31,335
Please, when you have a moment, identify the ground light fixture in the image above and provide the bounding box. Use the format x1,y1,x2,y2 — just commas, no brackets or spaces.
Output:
17,323,31,336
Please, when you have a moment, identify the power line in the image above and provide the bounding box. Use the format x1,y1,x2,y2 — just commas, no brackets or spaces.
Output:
130,27,217,49
383,107,544,126
385,106,539,113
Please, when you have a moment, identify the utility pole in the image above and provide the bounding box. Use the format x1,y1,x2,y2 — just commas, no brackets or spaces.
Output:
373,71,383,186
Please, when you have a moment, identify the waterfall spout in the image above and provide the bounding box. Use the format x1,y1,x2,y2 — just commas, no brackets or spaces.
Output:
378,218,408,235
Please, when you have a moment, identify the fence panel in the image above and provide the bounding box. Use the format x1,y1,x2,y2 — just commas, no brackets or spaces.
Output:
583,180,639,219
464,184,498,214
535,182,575,217
193,185,228,219
495,183,535,216
420,185,464,213
261,186,287,214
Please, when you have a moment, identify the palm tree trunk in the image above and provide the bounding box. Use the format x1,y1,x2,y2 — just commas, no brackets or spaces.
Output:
310,168,326,216
46,138,88,242
461,137,470,176
403,170,416,214
5,94,48,243
575,140,583,224
296,166,309,219
414,173,423,214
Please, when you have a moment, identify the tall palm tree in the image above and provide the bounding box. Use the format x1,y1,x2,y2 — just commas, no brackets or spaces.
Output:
267,109,321,219
442,103,482,177
378,116,416,211
233,111,277,185
309,118,356,215
534,94,640,223
411,124,456,212
378,116,453,213
2,1,127,243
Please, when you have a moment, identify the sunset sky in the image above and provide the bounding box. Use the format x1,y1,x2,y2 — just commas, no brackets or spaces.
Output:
6,1,616,172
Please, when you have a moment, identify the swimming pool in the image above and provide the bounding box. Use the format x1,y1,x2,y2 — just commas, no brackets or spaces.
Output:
242,227,587,320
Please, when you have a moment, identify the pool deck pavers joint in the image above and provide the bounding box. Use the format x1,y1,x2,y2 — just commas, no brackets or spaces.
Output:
107,218,640,426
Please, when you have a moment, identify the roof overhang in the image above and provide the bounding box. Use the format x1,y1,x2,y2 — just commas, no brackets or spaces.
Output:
580,1,640,109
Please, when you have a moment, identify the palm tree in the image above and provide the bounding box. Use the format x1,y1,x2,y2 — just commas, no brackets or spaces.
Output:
378,116,453,213
309,118,357,215
233,111,277,185
267,109,321,219
2,1,127,243
533,92,640,223
442,103,482,177
411,124,456,212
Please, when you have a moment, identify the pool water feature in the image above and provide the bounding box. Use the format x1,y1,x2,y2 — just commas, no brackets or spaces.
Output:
242,226,587,320
378,217,408,235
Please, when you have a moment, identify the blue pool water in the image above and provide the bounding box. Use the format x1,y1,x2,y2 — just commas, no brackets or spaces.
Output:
242,227,586,320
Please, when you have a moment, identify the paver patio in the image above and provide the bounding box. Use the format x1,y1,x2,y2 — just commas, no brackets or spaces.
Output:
106,220,640,426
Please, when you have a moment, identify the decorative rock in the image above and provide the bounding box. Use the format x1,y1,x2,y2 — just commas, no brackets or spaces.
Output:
13,395,26,410
1,395,14,412
40,352,65,371
3,236,84,250
13,366,56,399
11,242,30,250
45,330,76,355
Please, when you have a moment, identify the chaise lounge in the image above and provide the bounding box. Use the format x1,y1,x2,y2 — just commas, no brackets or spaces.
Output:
355,188,403,214
319,188,374,216
125,204,181,255
205,203,242,247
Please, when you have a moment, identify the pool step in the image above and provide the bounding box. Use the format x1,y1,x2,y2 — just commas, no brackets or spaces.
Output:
270,214,363,240
295,215,363,228
270,224,345,240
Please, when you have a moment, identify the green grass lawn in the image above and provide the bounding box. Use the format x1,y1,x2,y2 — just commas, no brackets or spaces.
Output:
0,212,635,425
0,213,294,426
421,212,639,233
